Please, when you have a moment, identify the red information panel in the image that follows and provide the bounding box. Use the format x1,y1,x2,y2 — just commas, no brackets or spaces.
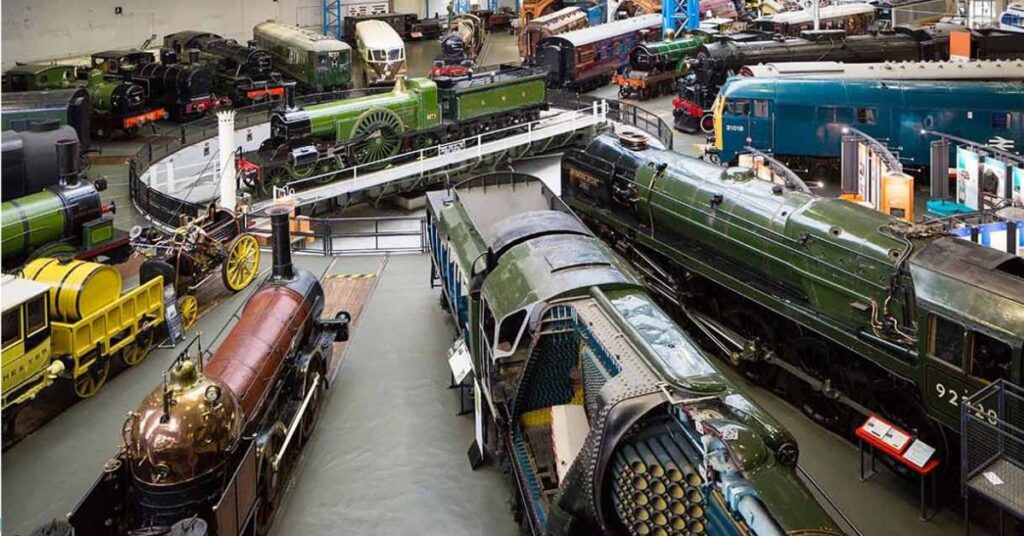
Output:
856,414,940,475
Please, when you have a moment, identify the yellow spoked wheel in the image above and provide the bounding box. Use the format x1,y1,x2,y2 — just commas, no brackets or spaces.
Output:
179,295,199,330
122,328,155,366
223,234,261,292
73,356,110,399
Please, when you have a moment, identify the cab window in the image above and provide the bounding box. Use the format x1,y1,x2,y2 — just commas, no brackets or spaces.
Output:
969,332,1013,383
25,296,47,336
929,314,964,369
482,301,495,349
2,309,22,349
387,48,403,60
726,99,750,116
497,310,527,353
753,99,769,118
857,107,877,125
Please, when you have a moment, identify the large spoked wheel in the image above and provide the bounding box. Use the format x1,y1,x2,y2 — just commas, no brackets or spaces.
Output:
255,422,288,536
122,328,156,367
722,307,778,388
222,234,261,292
299,357,327,443
73,354,110,399
351,108,405,168
784,337,854,434
178,295,199,330
261,166,292,198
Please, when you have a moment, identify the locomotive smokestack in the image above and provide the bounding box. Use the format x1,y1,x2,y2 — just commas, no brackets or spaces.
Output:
56,138,79,186
187,48,200,65
268,205,294,280
284,82,296,109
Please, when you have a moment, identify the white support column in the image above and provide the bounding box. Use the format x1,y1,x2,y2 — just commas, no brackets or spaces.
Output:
217,110,237,211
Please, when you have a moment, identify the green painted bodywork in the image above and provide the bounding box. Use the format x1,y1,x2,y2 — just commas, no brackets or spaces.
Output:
86,70,121,116
2,64,77,92
438,71,547,122
426,177,846,535
2,191,66,259
253,22,352,90
305,78,440,140
639,34,708,65
563,135,1024,434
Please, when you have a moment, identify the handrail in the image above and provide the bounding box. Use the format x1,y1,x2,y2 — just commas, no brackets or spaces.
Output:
127,88,674,228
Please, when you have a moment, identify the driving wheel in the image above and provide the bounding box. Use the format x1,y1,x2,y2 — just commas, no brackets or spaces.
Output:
255,422,288,536
178,295,199,330
122,327,156,366
222,234,261,292
73,354,110,399
351,108,404,168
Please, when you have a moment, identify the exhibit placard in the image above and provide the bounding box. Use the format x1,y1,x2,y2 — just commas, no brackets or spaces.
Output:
957,147,981,210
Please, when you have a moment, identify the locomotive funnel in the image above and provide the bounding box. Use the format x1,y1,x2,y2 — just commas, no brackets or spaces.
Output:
56,138,79,186
268,205,294,280
284,82,296,110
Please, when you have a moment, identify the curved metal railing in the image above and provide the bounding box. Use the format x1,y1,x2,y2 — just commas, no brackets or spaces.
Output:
127,88,674,228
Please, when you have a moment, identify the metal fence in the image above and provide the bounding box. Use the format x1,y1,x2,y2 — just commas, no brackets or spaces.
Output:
127,87,674,228
962,380,1024,524
243,213,428,255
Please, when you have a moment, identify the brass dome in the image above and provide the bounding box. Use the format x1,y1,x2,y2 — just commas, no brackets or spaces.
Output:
125,358,243,485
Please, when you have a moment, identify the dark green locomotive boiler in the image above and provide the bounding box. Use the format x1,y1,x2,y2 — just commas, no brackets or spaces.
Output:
561,134,1024,466
426,172,846,536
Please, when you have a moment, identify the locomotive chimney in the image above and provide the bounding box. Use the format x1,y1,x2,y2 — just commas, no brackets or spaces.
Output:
56,138,80,186
284,82,296,110
187,48,200,65
268,205,294,280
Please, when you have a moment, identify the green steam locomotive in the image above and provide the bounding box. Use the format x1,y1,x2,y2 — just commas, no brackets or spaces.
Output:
426,171,846,536
1,140,128,269
561,134,1024,470
3,63,166,137
250,65,548,194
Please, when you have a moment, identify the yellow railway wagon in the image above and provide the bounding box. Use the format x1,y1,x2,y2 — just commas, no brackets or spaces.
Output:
2,260,166,432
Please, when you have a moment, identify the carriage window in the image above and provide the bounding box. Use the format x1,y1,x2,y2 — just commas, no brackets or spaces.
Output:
387,48,404,60
482,302,495,348
817,106,853,123
754,100,769,117
497,310,527,353
992,113,1012,129
2,309,21,349
25,296,46,336
929,314,964,369
857,107,877,125
726,100,750,115
969,332,1013,383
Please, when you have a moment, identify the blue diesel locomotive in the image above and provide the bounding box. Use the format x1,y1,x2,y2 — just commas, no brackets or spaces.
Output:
712,77,1024,177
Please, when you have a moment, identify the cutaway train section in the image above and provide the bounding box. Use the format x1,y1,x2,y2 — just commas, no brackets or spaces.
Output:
426,172,846,536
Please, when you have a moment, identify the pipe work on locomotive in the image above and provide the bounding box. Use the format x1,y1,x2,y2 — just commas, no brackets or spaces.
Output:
65,205,351,535
560,134,1024,474
426,171,847,536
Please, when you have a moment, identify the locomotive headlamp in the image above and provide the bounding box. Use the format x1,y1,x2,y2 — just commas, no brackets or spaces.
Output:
205,385,222,403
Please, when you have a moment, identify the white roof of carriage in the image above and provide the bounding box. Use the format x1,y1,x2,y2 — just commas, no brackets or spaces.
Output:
757,3,876,24
354,20,405,49
545,14,662,47
2,275,50,313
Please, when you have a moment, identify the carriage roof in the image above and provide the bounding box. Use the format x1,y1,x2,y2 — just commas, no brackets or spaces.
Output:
755,3,875,24
354,20,405,49
1,275,51,313
542,13,661,47
253,21,351,52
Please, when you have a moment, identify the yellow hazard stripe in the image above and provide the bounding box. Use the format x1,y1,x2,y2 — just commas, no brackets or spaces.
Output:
329,273,377,280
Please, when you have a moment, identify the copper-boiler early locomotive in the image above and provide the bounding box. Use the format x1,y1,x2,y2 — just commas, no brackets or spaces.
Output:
65,205,350,535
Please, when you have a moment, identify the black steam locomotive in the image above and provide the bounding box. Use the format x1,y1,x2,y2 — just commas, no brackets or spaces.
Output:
163,31,286,106
90,50,228,122
675,25,1024,129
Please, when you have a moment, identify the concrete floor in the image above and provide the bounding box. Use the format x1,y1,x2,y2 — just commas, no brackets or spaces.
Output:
3,30,979,536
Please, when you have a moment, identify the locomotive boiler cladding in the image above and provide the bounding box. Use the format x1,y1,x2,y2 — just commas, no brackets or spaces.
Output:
66,205,350,535
560,134,1024,472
